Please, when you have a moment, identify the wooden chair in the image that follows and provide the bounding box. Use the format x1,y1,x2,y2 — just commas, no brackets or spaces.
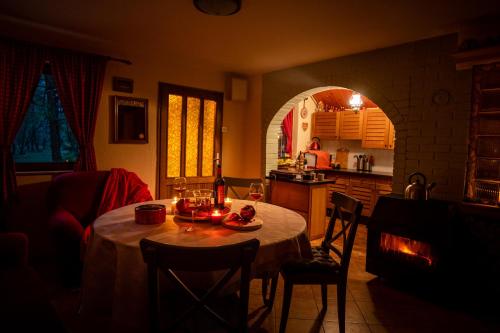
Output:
223,177,262,200
278,192,363,333
140,238,260,333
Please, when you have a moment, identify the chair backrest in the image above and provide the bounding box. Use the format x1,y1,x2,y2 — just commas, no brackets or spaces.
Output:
47,171,110,226
223,177,262,200
322,192,363,279
140,238,260,332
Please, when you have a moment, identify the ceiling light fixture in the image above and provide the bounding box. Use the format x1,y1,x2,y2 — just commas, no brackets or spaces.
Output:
193,0,242,16
349,92,363,113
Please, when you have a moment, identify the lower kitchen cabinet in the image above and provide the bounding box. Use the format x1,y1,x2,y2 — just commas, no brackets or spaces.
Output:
326,172,392,217
269,178,333,240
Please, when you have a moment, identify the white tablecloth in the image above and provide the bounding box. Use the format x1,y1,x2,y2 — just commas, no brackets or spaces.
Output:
80,199,309,333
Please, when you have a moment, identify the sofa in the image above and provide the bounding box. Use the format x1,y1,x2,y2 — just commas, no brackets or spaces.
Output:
46,169,153,286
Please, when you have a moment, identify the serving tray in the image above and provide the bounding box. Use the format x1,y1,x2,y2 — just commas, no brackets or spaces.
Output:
222,217,263,231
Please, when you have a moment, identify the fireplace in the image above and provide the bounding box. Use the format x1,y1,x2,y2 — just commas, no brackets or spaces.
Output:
366,195,455,280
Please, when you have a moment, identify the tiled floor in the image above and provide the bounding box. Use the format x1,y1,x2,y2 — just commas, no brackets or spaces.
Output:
49,225,500,333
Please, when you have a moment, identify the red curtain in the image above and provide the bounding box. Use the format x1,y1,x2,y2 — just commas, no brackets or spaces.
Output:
50,50,107,171
282,108,294,155
0,39,46,210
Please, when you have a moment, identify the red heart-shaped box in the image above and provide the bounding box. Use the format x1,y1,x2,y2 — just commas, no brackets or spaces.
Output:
135,204,166,225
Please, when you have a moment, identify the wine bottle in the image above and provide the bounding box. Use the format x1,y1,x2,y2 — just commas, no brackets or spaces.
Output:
213,153,225,209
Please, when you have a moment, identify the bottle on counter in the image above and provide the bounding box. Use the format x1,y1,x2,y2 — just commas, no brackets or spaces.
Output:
213,153,225,209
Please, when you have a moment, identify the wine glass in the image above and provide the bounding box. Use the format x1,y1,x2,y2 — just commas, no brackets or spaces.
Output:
173,177,187,198
249,182,264,215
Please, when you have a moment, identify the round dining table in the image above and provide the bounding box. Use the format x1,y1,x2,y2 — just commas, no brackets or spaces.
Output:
79,199,311,333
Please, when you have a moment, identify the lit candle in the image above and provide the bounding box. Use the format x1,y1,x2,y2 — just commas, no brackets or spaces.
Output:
224,197,232,210
170,197,178,215
211,209,223,225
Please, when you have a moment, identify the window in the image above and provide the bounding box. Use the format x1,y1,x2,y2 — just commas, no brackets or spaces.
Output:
158,83,223,198
13,65,78,172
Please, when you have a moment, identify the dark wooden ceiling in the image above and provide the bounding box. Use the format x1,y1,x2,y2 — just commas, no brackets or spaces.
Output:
312,89,377,111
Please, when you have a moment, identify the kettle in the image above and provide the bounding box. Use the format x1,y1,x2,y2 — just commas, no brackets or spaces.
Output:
404,172,436,200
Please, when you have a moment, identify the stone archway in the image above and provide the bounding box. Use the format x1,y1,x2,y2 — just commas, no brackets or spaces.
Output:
264,84,406,192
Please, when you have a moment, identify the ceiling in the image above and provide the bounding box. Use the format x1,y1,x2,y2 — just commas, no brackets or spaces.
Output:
313,89,377,111
0,1,499,75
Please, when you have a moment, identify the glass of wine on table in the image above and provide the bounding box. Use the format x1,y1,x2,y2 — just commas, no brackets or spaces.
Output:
173,177,187,198
249,182,264,216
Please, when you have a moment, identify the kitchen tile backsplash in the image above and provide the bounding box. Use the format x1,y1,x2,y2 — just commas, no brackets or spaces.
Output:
322,140,394,173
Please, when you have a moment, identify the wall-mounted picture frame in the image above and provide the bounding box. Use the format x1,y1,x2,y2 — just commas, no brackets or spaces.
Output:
112,76,134,93
112,96,148,144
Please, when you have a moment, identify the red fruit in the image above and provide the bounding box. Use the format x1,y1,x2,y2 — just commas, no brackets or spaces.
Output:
240,205,256,221
176,198,191,213
227,212,242,221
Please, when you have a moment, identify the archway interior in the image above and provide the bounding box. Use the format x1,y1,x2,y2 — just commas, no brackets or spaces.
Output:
265,86,395,175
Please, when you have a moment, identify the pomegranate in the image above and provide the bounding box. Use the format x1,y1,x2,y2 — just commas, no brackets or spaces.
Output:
176,198,192,214
240,205,256,221
227,212,242,222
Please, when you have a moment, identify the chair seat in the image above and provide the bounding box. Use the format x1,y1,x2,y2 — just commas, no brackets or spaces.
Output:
281,246,340,281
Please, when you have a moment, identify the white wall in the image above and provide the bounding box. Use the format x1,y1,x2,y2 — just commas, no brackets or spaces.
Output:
291,97,315,158
322,140,394,173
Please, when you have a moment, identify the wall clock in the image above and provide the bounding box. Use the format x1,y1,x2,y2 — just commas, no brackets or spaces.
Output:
432,89,450,106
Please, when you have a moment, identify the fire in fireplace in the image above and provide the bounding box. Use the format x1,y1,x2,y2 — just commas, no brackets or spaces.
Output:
379,232,434,267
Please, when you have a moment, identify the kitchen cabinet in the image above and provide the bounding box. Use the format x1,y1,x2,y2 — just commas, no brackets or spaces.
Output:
465,63,500,206
325,171,392,217
361,108,394,149
269,174,335,240
339,109,363,140
311,112,340,140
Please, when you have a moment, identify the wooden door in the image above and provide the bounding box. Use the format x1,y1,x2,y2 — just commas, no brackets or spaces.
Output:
158,83,223,199
339,109,363,140
361,108,390,149
311,112,340,140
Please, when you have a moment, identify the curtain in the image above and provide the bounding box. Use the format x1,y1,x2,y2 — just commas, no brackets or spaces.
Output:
50,50,107,171
0,39,46,211
282,108,294,155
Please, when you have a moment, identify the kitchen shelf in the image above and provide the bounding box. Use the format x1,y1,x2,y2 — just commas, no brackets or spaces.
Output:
475,178,500,184
465,63,500,205
479,108,500,113
479,111,500,116
481,87,500,93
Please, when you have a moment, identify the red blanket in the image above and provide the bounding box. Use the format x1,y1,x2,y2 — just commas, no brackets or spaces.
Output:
97,168,153,217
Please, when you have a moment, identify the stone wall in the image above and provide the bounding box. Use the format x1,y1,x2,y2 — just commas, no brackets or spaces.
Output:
262,34,472,201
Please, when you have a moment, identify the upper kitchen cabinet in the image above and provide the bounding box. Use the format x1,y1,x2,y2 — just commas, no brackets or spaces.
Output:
311,111,340,140
339,109,364,140
361,108,394,149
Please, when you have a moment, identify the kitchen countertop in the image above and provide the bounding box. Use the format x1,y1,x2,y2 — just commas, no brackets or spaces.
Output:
267,170,335,185
271,168,393,178
268,177,336,185
322,168,393,178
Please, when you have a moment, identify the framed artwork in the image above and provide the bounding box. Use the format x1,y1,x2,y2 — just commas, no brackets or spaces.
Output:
112,96,148,144
112,77,134,93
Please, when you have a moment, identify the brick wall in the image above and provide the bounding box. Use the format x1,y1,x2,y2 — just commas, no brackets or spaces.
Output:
262,34,472,201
